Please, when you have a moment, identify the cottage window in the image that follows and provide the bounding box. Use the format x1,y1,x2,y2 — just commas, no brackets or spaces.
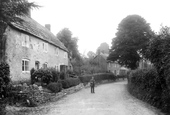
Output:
35,61,40,70
55,48,59,56
22,34,29,48
43,43,48,52
43,63,48,69
64,52,67,58
22,59,29,72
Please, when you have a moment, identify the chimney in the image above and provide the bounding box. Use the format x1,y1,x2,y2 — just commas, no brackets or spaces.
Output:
45,24,51,31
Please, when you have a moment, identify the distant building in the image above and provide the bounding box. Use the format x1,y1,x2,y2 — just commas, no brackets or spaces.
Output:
92,53,108,73
0,16,70,82
107,60,128,75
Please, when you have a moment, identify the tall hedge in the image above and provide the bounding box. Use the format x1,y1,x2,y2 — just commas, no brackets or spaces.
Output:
79,73,116,84
128,68,170,113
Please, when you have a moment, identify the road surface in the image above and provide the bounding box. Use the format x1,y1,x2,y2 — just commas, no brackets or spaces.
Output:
30,81,163,115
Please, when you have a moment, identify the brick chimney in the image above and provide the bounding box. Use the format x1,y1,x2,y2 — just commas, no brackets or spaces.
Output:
45,24,51,31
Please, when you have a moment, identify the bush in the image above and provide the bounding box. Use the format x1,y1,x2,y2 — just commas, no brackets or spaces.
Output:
30,68,35,84
58,80,69,89
60,72,66,80
79,73,116,84
59,78,80,89
31,68,53,85
0,62,10,98
128,68,162,110
47,82,62,93
48,68,60,82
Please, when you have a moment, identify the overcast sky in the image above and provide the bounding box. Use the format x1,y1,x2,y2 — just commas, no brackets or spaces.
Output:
28,0,170,55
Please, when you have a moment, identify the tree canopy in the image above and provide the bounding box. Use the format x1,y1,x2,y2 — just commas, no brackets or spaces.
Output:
87,51,96,59
108,15,153,69
0,0,38,35
57,28,81,61
96,42,109,54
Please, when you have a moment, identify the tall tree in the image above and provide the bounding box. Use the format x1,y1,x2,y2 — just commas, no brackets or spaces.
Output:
87,51,96,59
108,15,153,69
96,42,109,54
0,0,38,37
57,28,81,61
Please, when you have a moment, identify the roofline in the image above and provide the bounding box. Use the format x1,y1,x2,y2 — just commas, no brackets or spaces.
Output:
9,24,68,52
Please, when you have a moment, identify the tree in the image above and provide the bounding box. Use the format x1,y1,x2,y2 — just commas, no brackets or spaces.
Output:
57,28,81,61
108,15,153,69
87,51,96,59
145,26,170,111
57,28,83,75
96,42,109,54
0,0,38,38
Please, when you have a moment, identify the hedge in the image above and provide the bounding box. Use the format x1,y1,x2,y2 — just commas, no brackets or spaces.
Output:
79,73,116,84
47,82,62,93
59,78,80,89
128,68,170,113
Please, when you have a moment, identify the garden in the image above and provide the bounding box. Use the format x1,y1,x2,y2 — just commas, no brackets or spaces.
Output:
0,62,118,115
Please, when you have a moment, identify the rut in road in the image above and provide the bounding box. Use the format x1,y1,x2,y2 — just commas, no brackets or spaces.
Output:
30,81,163,115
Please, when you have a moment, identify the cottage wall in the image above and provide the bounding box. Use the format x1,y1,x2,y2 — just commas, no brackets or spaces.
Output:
107,62,121,75
5,27,68,82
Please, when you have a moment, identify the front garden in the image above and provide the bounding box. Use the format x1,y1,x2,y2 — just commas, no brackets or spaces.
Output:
0,62,119,115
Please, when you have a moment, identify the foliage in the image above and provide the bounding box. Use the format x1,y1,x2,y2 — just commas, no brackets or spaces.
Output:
57,28,81,61
87,51,96,59
30,68,35,84
79,73,116,84
143,26,170,113
60,71,66,80
66,78,80,87
127,68,170,113
31,68,53,85
47,82,62,93
49,67,60,82
108,15,153,69
96,42,109,54
59,78,80,89
0,62,10,98
0,0,38,37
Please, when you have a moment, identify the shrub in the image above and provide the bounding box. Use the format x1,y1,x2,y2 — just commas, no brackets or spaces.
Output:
59,77,80,89
79,73,116,84
30,68,35,84
66,78,80,87
59,80,69,89
49,68,60,82
31,68,53,85
60,72,66,80
47,82,62,93
0,62,10,98
128,68,162,109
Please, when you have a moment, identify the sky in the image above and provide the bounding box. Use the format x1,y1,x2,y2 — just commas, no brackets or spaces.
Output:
28,0,170,55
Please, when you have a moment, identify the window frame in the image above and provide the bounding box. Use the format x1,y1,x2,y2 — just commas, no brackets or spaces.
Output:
55,48,59,56
22,59,30,73
43,42,48,53
22,34,29,48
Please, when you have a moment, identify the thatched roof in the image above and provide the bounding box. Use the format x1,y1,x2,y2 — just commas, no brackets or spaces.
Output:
10,16,68,52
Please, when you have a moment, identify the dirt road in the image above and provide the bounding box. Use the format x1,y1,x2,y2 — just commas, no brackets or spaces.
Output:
31,81,163,115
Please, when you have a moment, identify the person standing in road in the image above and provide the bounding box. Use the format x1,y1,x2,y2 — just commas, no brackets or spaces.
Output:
90,77,95,93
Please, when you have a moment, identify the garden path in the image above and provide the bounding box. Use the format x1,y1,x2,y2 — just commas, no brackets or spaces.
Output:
29,81,163,115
